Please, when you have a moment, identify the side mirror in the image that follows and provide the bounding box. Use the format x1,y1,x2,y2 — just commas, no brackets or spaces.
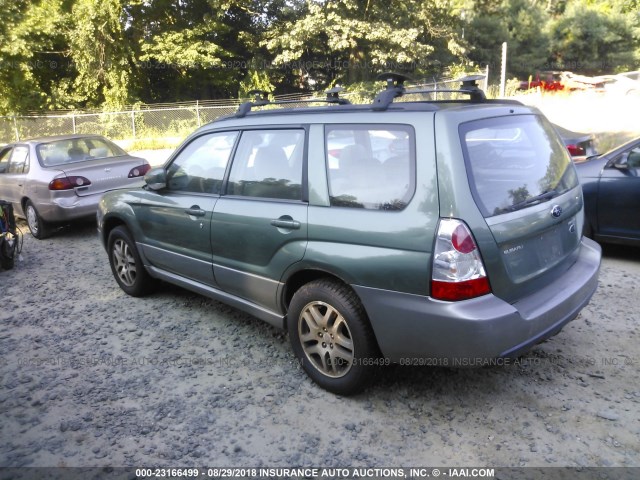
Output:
144,167,167,190
612,152,629,170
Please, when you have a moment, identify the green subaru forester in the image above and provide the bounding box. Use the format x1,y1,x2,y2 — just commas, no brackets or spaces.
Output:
98,75,601,395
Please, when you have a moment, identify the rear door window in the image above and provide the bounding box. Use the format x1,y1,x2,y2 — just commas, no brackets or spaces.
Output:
7,146,29,174
460,115,578,217
0,148,11,173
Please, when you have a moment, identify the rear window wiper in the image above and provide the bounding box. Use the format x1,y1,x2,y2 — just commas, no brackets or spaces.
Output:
500,189,558,213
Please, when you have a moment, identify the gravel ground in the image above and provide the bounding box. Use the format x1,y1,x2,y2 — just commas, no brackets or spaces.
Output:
1,221,639,469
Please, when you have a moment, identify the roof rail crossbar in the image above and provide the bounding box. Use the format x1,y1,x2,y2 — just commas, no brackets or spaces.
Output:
372,72,411,111
235,88,350,117
236,90,269,118
372,73,489,109
403,87,486,102
236,90,270,117
458,75,487,102
325,87,350,104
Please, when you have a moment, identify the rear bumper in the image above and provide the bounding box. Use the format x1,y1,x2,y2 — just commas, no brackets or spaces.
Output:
38,194,102,223
354,237,601,363
35,183,144,224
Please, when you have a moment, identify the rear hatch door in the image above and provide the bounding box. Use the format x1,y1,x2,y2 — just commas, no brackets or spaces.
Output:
458,113,583,303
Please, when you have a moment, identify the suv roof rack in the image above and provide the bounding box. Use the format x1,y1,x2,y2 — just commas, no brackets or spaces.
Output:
372,72,411,111
236,87,351,118
372,73,488,110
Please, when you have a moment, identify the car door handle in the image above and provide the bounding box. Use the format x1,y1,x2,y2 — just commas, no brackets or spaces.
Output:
270,218,301,230
184,207,206,217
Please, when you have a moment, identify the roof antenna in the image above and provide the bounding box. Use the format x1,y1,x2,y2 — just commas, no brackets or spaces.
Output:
372,72,412,110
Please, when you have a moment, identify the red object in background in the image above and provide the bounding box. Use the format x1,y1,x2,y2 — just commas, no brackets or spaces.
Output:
566,144,586,156
519,71,565,91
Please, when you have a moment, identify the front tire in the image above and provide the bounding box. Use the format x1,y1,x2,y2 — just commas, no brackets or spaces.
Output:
288,279,380,395
107,226,157,296
25,200,50,239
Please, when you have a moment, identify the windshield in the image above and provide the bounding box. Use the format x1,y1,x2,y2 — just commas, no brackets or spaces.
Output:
460,115,578,217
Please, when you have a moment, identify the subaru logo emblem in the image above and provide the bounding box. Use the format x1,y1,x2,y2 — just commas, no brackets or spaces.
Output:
551,205,563,218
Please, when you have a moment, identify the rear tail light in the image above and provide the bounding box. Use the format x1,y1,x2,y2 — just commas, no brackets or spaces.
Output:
49,176,92,190
128,164,151,178
431,218,491,301
566,144,585,156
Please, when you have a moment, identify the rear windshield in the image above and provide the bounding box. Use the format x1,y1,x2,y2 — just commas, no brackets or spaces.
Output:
37,137,127,167
460,115,578,217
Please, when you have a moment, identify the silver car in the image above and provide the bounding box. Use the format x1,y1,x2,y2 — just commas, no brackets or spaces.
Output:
0,135,150,238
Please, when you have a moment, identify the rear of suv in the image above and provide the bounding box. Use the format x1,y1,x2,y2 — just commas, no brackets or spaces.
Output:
98,75,601,395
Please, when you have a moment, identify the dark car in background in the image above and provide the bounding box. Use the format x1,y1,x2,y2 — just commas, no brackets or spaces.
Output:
576,137,640,247
0,135,149,238
554,124,598,161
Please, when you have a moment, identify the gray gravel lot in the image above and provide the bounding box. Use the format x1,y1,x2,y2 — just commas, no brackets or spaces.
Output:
1,222,639,469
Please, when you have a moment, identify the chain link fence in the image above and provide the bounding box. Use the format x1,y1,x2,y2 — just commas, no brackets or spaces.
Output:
0,101,246,146
0,79,476,146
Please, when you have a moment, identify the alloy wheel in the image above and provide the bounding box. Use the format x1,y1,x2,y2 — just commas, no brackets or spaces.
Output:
112,238,137,287
298,301,355,378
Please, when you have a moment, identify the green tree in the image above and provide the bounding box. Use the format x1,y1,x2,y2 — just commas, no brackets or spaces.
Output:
464,0,551,81
238,69,275,98
262,0,462,89
504,0,551,77
0,0,71,113
126,0,287,101
2,0,639,114
549,0,638,74
67,0,134,109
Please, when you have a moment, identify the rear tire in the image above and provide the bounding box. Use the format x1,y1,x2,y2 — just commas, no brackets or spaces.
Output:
288,278,380,395
107,226,157,296
25,200,50,239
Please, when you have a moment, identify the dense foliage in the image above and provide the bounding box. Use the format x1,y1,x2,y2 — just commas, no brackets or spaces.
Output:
0,0,638,113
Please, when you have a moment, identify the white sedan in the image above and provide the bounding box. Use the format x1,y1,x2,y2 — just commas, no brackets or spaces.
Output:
0,134,150,238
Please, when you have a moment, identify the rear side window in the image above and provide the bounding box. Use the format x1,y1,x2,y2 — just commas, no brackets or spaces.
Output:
326,125,415,210
460,115,578,217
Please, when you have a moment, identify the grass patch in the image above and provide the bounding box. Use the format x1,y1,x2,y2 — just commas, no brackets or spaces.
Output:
119,136,184,151
593,131,639,154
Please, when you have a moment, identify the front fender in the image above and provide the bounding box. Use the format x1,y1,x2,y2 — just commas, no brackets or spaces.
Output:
97,189,148,249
